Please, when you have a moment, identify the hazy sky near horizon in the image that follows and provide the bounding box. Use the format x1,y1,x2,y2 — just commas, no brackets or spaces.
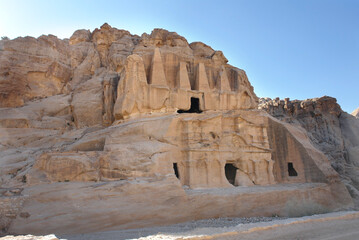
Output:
1,0,358,112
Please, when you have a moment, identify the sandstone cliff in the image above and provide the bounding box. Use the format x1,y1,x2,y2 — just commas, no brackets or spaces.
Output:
259,96,359,207
352,107,359,118
0,24,353,236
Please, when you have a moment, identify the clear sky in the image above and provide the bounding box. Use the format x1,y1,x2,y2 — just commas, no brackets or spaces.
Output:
1,0,358,113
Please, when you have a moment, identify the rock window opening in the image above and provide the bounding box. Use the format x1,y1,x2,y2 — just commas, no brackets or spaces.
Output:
177,97,202,114
225,163,237,186
173,163,180,179
288,162,298,177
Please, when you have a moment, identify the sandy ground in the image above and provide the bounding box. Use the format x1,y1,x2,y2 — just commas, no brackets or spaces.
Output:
60,216,286,240
217,217,359,240
59,211,359,240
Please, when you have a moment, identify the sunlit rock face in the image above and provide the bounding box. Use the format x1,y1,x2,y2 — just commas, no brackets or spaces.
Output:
352,107,359,118
0,24,353,236
113,36,257,120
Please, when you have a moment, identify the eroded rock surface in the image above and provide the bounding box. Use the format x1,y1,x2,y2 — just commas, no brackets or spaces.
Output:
259,96,359,206
0,24,354,236
352,107,359,118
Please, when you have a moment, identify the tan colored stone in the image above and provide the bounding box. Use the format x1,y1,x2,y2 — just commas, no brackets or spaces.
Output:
0,24,355,236
32,152,100,182
113,54,148,119
140,28,189,48
71,72,105,128
261,96,359,207
102,72,120,126
176,62,191,90
196,63,211,91
218,65,231,92
352,107,359,118
69,29,91,45
190,42,215,58
0,35,71,107
149,48,167,86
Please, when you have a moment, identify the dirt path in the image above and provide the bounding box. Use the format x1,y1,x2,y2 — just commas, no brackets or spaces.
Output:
61,211,359,240
218,217,359,240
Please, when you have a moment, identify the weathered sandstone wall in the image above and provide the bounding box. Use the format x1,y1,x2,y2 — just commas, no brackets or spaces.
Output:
0,24,354,235
352,107,359,118
260,96,359,207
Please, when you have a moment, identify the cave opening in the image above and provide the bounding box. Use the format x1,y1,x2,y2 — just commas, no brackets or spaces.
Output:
288,162,298,176
225,163,238,186
173,163,180,179
177,97,202,114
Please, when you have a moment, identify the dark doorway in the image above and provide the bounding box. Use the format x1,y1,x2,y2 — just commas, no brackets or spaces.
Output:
177,97,202,114
288,162,298,176
225,163,238,186
173,163,180,179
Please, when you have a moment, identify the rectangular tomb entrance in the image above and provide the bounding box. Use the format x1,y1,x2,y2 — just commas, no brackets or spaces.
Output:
177,97,202,113
173,163,180,179
225,163,238,186
288,162,298,177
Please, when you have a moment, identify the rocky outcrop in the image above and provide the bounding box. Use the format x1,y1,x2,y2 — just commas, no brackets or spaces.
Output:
1,23,256,124
4,111,352,235
0,24,354,236
352,107,359,118
259,96,359,207
0,35,71,107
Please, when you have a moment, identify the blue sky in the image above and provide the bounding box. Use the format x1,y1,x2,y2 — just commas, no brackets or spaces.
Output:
1,0,358,112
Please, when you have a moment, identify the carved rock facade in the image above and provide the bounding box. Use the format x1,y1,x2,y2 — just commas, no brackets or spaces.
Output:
260,96,359,207
0,24,354,235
